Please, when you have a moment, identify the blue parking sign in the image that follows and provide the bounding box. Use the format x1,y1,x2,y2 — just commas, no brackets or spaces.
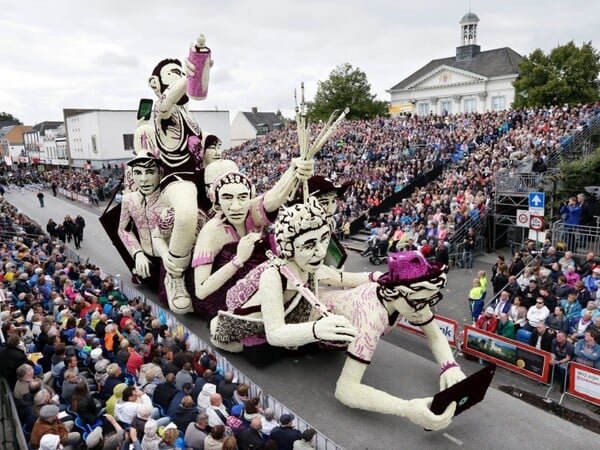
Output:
529,192,545,209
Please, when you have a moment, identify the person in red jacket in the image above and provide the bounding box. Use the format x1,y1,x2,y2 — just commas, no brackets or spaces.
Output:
126,344,146,377
475,307,499,333
419,239,433,258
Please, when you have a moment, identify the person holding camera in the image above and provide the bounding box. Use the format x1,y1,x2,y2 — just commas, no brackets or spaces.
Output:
560,197,581,250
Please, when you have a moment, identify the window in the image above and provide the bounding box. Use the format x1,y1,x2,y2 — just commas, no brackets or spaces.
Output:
418,102,430,116
492,96,506,111
91,135,97,153
464,98,477,113
123,134,134,150
255,123,270,135
440,100,452,115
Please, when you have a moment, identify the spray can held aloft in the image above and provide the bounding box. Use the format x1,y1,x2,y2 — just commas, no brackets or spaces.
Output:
186,34,211,101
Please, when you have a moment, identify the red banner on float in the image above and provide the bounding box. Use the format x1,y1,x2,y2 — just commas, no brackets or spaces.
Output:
568,363,600,406
462,325,551,383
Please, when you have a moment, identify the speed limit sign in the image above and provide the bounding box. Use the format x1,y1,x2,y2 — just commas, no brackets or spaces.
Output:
530,215,544,231
516,210,529,227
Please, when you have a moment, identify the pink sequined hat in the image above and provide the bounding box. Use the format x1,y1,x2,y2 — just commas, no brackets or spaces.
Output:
377,251,446,286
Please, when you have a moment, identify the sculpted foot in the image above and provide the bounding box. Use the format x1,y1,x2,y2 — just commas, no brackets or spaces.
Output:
165,273,193,314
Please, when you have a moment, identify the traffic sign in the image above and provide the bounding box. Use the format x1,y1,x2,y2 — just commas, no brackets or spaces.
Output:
516,209,530,228
529,192,545,209
529,207,544,217
530,215,544,231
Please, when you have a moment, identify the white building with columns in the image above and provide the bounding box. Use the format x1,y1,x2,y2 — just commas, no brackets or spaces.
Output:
388,12,522,116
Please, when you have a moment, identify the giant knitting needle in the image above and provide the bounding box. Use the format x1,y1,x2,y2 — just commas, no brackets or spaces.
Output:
291,83,349,202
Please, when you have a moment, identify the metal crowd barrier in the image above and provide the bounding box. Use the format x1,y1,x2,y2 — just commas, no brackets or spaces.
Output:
56,186,93,206
0,378,28,450
461,325,554,386
558,361,600,407
550,221,600,260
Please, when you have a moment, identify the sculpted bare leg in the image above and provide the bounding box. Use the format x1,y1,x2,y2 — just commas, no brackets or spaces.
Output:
160,181,198,314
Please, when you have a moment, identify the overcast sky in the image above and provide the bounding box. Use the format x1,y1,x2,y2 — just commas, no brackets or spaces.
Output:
1,0,598,126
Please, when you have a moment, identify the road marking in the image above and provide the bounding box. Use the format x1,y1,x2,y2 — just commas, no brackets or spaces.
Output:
443,433,463,446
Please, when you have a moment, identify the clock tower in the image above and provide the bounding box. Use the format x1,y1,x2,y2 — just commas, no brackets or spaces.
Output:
456,12,481,61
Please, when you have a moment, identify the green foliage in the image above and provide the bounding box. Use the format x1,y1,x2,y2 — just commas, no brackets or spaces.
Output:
0,112,22,124
513,41,600,108
557,147,600,198
275,109,288,124
307,63,389,121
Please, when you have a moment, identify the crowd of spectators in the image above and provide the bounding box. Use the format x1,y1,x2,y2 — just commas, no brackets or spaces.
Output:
473,241,600,388
5,104,598,252
229,103,600,250
0,200,316,450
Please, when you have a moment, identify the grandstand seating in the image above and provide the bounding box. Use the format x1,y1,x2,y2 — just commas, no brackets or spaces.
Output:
515,328,532,345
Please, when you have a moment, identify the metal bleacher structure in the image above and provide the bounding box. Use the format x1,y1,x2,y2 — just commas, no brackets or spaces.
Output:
494,112,600,259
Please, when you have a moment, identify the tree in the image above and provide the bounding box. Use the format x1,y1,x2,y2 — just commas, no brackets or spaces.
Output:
513,41,600,108
275,109,289,125
550,147,600,220
557,148,600,199
307,63,389,121
0,112,22,124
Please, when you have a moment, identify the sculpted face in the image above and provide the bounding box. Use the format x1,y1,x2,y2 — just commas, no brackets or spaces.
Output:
159,62,184,87
131,165,160,196
204,141,222,166
316,193,338,219
218,183,251,225
292,225,330,273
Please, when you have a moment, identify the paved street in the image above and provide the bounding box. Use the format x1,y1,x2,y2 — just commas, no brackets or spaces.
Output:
6,188,600,449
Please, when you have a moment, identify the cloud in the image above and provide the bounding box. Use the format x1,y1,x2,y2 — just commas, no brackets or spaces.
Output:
95,51,140,68
1,0,599,125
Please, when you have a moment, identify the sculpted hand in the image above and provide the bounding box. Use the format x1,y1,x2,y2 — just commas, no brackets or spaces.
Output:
370,271,384,282
184,57,196,77
439,366,466,391
291,158,314,181
192,34,214,67
313,315,357,342
134,252,152,279
236,232,262,264
403,397,456,431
